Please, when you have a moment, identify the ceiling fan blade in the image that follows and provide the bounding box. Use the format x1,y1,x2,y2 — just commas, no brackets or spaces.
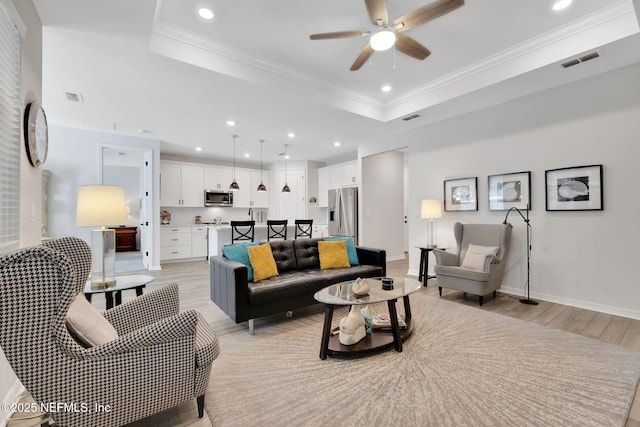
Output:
350,43,374,71
393,0,464,32
395,34,431,60
310,30,370,40
365,0,389,26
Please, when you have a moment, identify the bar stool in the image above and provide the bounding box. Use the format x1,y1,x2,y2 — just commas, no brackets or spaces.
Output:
230,220,255,244
294,219,313,239
266,219,288,241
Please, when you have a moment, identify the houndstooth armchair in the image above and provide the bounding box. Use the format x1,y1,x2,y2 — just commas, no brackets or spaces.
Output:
0,237,220,426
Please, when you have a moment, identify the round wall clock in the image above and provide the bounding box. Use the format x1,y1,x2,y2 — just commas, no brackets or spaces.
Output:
23,102,49,167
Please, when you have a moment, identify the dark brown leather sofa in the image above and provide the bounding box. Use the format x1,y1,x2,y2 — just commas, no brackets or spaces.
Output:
209,238,386,333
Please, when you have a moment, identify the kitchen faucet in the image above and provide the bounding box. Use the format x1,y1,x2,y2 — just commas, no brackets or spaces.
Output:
248,207,253,221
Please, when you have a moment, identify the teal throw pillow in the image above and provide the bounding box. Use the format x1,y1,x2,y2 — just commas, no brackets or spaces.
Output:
324,237,359,266
223,242,259,281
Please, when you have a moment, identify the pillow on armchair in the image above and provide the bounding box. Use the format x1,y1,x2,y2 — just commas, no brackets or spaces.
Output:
461,244,498,271
66,295,118,347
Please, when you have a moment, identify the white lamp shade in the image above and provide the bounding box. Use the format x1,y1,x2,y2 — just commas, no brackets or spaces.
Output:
421,199,443,219
76,185,128,227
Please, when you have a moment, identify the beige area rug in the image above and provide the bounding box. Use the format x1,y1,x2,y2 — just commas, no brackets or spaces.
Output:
206,292,640,426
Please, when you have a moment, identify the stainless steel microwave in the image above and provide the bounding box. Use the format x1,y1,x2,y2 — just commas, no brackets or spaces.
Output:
204,190,233,207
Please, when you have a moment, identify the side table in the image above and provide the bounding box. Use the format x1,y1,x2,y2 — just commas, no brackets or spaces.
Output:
416,246,446,287
84,274,154,309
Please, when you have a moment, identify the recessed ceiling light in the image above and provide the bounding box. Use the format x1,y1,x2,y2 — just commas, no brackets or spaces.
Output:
552,0,572,11
244,153,250,158
226,120,236,127
284,154,290,159
198,8,214,20
333,141,341,147
287,132,296,138
195,147,203,152
381,85,392,92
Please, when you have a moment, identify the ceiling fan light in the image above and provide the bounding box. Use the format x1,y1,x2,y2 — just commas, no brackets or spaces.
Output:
370,29,396,52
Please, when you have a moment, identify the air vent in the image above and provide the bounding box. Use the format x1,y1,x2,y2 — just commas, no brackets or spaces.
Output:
579,52,600,62
561,59,580,68
402,114,421,121
64,92,84,103
561,52,600,69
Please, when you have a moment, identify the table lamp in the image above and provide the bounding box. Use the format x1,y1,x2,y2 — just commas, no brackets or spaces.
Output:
421,199,443,248
76,185,128,289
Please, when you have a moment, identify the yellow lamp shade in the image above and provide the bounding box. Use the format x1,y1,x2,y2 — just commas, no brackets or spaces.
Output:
76,185,128,227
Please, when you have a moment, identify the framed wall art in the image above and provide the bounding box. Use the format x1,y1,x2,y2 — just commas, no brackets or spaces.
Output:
444,177,478,212
488,171,531,211
545,164,603,211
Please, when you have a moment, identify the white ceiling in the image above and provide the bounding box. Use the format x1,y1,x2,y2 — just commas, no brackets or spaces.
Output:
33,0,640,166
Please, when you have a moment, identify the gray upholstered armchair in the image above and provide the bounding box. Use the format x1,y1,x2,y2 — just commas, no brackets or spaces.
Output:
433,222,512,306
0,237,220,426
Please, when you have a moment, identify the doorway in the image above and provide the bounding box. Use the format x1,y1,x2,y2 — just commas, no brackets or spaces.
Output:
101,146,152,271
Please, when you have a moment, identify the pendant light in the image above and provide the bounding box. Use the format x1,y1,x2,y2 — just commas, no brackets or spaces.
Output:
229,134,240,191
257,139,267,192
281,144,291,193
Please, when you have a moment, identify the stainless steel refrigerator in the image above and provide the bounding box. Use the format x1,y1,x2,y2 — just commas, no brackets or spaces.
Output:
328,187,358,244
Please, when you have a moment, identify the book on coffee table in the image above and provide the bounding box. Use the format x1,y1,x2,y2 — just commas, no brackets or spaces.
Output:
372,313,407,330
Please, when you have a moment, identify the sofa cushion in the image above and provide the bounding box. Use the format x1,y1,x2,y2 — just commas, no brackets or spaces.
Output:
223,242,259,282
324,237,360,266
318,240,351,269
293,238,322,270
307,264,384,285
248,244,279,282
269,240,298,273
248,271,328,305
66,295,118,347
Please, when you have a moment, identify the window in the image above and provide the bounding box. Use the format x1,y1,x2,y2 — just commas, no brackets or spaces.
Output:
0,0,21,249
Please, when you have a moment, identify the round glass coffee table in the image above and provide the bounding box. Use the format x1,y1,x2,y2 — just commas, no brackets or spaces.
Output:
314,277,422,360
84,274,154,309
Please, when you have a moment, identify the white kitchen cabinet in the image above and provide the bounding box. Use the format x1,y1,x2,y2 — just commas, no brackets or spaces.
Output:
232,169,269,208
318,167,330,207
191,226,208,258
160,163,204,207
341,162,358,187
204,166,233,191
329,166,342,191
160,226,192,260
313,224,329,238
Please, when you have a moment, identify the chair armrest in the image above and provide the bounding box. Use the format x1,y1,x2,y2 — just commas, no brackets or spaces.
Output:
483,255,500,272
356,246,386,276
434,249,459,266
102,282,180,335
210,255,249,323
81,310,199,359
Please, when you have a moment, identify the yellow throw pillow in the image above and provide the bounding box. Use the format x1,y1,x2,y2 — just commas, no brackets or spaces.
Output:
247,243,279,282
318,240,351,270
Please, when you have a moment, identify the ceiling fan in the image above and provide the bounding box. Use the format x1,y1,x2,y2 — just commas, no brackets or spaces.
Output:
309,0,464,71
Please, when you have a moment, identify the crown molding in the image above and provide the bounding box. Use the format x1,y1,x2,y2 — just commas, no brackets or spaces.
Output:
150,18,386,119
383,0,638,120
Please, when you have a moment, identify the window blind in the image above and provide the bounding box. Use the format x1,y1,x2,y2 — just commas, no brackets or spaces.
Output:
0,0,21,249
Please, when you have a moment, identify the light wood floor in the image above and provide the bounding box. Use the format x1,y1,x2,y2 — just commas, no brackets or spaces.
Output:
101,255,640,427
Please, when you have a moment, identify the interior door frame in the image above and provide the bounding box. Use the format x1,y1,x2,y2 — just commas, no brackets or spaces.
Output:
99,144,153,270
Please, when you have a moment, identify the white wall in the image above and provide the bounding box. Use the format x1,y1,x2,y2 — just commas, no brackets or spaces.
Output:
45,126,162,268
361,151,405,260
407,61,640,319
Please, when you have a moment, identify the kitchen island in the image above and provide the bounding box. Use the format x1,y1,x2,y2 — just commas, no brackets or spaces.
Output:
207,223,329,258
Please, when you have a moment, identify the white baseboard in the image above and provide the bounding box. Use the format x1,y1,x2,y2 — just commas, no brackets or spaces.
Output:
387,255,407,262
500,285,640,321
0,380,25,427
